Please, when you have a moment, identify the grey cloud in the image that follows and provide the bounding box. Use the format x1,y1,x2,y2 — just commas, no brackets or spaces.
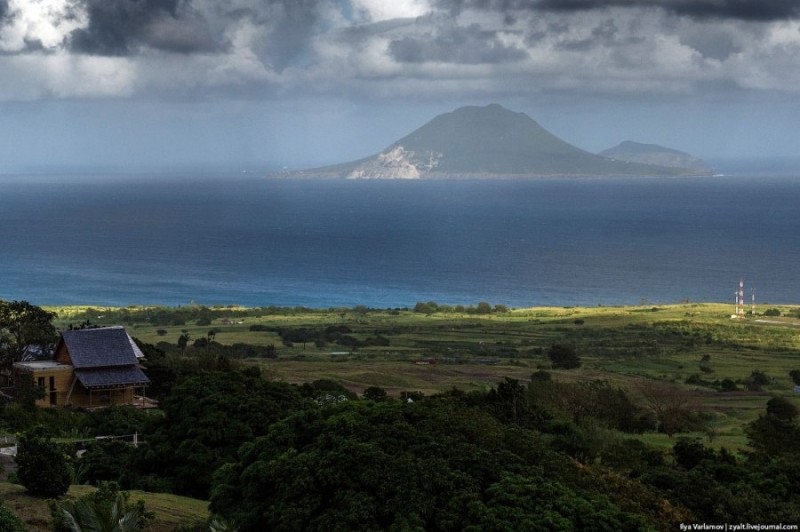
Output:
539,0,800,21
61,0,328,72
592,18,617,40
203,0,326,72
68,0,217,56
532,19,570,42
676,0,800,21
679,26,742,61
434,0,800,21
255,1,325,71
0,1,8,21
556,19,617,51
389,23,527,64
328,18,419,55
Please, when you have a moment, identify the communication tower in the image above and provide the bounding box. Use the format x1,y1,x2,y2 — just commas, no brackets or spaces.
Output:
735,278,745,318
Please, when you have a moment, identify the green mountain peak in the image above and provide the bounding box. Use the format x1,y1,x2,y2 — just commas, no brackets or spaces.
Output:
295,104,701,179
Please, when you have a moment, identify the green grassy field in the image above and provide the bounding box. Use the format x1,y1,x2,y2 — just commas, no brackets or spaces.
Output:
0,482,208,531
49,302,800,451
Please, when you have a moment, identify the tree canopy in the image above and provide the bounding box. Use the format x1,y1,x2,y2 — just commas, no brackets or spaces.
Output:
16,426,73,498
0,300,57,371
134,370,307,498
209,399,646,531
547,344,581,369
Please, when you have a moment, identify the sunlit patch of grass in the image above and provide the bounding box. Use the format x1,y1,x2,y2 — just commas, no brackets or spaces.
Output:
0,482,208,532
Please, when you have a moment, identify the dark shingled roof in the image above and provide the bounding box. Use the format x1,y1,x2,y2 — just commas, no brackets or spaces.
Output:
75,367,150,389
61,327,140,369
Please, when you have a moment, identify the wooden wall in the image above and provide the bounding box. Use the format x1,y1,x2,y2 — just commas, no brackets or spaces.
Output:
18,366,138,408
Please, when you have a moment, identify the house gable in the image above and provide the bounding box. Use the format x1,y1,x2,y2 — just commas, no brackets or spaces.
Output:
61,327,140,369
54,341,72,366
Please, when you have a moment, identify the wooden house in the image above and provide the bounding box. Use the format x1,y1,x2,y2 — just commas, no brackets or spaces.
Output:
14,327,150,408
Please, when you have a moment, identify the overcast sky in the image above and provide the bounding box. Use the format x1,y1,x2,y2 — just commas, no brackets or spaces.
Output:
1,0,799,173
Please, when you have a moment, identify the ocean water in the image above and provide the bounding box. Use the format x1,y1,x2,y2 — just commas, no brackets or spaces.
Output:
1,174,799,308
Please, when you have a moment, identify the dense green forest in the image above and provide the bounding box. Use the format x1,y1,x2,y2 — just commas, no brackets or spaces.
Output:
2,300,800,530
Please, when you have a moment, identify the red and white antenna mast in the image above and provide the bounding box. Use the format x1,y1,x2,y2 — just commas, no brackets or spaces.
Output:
737,278,745,318
751,287,755,316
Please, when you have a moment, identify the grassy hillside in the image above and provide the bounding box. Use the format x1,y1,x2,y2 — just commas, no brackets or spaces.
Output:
0,483,208,531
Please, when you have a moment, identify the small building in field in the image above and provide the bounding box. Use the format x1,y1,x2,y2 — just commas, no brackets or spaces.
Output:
13,327,150,408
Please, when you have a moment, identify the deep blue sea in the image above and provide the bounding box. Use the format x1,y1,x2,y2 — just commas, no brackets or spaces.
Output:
1,174,799,308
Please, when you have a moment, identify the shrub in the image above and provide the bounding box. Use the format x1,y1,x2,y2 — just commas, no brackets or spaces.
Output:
530,370,552,382
300,379,358,400
80,404,149,437
400,391,424,402
16,427,73,498
600,438,664,475
0,505,25,532
365,335,390,347
744,370,771,391
265,344,277,358
673,438,715,470
51,482,152,532
766,397,798,422
474,302,493,314
413,301,439,314
363,386,388,401
77,438,136,486
764,308,781,317
0,504,27,532
548,344,581,369
685,374,705,385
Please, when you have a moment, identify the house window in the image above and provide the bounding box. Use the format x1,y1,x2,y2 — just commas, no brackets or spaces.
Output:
49,376,57,405
37,377,45,389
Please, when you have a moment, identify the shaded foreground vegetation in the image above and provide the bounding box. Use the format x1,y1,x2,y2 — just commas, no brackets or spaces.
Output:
2,301,800,529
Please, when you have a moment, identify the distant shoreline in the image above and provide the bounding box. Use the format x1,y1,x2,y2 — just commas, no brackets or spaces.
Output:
42,301,797,315
268,170,714,180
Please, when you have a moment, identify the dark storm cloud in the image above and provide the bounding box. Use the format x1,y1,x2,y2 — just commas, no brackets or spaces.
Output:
539,0,800,21
679,0,800,20
389,23,527,64
202,0,326,71
0,2,11,45
68,0,216,56
434,0,800,21
252,0,326,72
